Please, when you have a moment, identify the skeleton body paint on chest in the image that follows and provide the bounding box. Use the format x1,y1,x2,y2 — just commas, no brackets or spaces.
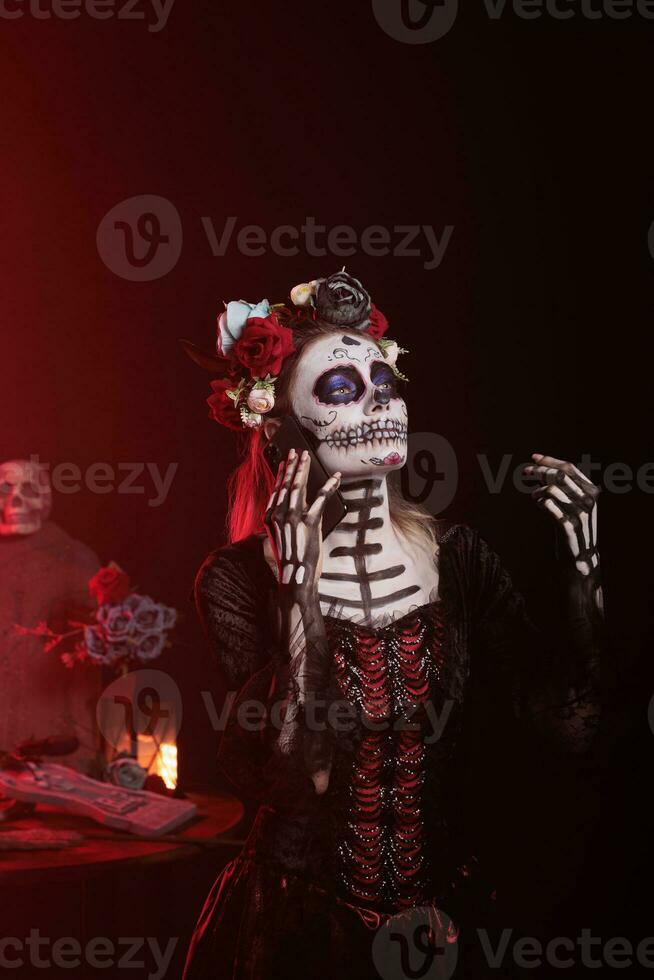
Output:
290,332,439,626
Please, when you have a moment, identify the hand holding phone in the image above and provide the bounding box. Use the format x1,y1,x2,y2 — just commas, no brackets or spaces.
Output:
263,447,338,795
263,416,347,538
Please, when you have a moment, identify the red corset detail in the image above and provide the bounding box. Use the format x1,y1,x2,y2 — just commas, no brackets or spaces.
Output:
331,608,444,910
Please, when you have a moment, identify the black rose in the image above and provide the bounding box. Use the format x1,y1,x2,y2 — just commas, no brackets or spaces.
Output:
313,272,371,329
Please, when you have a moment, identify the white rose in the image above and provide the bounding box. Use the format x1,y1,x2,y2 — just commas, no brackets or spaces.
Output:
383,340,399,366
241,410,263,428
105,756,147,790
290,281,316,307
135,632,166,662
247,387,275,414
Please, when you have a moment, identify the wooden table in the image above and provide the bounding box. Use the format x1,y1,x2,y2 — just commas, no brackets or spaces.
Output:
0,788,244,878
0,789,245,979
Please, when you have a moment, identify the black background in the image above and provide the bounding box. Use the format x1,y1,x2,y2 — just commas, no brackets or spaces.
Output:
2,0,652,971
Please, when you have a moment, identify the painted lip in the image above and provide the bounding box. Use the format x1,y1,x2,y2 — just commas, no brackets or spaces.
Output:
368,452,404,466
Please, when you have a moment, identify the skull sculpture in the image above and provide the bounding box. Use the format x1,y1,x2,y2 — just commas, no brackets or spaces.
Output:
0,459,52,537
289,332,409,480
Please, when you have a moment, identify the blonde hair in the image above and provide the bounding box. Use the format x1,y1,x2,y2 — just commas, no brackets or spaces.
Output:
388,472,438,557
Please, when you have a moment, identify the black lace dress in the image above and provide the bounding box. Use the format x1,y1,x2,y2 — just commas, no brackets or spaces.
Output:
182,523,601,980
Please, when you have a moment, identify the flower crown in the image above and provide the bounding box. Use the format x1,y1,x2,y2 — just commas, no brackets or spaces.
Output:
182,271,408,430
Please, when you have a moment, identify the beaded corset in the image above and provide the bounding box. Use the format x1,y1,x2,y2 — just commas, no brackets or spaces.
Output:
327,605,446,911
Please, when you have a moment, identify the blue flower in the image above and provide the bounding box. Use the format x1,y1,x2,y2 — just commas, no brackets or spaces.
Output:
217,298,271,356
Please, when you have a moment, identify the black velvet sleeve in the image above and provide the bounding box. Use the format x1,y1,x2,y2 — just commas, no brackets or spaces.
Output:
194,541,317,811
458,526,602,757
195,542,274,691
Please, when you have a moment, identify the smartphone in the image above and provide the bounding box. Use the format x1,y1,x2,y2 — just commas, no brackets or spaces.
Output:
263,415,348,538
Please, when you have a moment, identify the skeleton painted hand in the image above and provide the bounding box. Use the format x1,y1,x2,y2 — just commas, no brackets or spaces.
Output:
264,448,341,794
525,453,600,578
264,448,342,598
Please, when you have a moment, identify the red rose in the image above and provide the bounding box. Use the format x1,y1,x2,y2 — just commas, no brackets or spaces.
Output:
233,315,296,379
366,305,389,340
90,563,130,607
207,378,242,430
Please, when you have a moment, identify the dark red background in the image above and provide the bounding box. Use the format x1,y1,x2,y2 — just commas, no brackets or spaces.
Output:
2,0,652,961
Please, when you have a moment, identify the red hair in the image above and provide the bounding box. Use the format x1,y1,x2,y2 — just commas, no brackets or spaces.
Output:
227,319,347,542
227,427,277,542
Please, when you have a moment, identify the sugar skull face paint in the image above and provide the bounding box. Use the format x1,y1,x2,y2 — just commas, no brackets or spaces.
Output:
290,333,408,479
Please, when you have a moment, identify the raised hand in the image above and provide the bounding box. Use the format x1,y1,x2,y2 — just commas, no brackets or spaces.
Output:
264,448,341,600
263,448,341,795
524,450,602,605
524,453,600,577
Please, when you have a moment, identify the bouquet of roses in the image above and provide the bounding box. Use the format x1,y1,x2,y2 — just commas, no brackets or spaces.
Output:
15,562,177,670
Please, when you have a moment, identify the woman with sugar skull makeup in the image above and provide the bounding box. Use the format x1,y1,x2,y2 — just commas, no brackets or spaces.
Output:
181,273,605,980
